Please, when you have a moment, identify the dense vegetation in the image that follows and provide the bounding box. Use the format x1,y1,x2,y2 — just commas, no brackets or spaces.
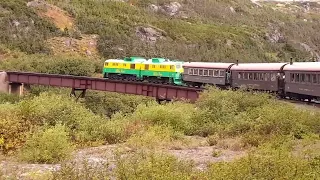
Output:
0,86,319,179
1,0,319,64
1,0,320,179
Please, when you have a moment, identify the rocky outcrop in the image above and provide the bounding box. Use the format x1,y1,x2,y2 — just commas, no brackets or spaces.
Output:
265,29,285,43
135,26,166,43
148,2,182,16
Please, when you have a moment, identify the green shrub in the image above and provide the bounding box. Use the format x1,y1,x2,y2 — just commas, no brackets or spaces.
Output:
130,101,196,134
19,124,74,163
115,151,196,179
83,91,153,118
126,125,184,150
205,146,320,179
0,104,31,154
0,93,21,104
0,54,98,76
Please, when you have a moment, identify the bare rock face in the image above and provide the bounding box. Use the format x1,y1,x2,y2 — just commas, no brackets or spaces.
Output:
148,2,182,16
26,0,48,8
135,26,166,43
161,2,182,16
265,23,286,43
265,29,285,43
300,43,320,61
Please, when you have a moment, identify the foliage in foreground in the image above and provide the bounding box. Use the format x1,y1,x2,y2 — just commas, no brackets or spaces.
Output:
18,124,74,164
47,144,320,180
0,86,319,164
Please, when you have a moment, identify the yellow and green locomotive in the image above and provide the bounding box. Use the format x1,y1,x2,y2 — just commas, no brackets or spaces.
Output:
102,57,184,85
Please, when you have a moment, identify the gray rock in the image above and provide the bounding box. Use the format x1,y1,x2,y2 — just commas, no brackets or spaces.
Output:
135,26,165,43
160,2,182,16
265,29,285,43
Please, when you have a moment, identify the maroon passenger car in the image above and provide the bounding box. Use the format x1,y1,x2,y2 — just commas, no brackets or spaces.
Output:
230,63,288,93
182,62,235,87
283,62,320,101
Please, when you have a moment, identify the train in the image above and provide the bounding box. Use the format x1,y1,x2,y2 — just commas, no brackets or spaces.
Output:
103,56,320,102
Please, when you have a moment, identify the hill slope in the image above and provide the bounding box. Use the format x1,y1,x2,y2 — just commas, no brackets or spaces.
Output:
1,0,320,64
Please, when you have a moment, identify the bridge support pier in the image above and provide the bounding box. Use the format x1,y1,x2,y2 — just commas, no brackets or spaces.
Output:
70,88,86,101
9,82,24,96
0,72,9,94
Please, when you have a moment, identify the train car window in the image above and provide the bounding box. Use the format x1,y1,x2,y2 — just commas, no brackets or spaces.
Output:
238,72,241,79
203,70,208,76
152,65,155,68
193,69,199,75
145,64,149,70
312,74,317,84
248,73,253,80
301,74,306,83
214,70,219,77
264,73,269,81
170,65,174,70
253,73,258,81
199,69,203,76
295,74,300,83
271,73,276,81
219,70,224,77
290,73,294,82
305,74,311,83
243,72,248,80
209,70,213,76
188,68,193,75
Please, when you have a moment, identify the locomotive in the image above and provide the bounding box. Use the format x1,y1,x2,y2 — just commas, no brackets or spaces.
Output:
103,57,320,102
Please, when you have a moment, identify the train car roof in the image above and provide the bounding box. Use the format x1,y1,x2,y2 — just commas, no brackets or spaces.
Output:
182,62,235,69
283,62,320,71
230,63,288,71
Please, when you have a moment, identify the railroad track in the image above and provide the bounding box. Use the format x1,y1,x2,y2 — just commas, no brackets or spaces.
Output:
281,98,320,109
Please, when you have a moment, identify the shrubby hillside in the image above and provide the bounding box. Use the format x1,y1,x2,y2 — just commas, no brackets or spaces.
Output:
1,0,320,64
0,0,320,179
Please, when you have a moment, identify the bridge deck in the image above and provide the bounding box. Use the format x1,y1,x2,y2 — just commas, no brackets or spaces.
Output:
5,71,202,102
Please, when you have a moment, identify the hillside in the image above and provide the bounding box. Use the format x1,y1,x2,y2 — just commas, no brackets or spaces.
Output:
1,0,320,66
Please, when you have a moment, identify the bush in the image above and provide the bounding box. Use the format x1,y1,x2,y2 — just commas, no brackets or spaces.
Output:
19,124,74,163
83,91,153,118
0,93,21,104
130,101,196,134
0,104,31,154
0,54,98,76
115,151,196,179
205,146,320,179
